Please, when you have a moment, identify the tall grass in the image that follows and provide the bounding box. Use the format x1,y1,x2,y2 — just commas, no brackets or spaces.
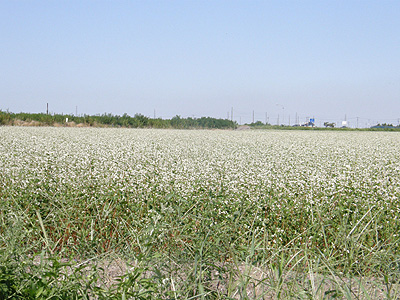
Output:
1,127,400,298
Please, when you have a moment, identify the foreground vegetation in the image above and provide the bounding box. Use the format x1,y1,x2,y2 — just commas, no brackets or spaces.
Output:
1,127,400,299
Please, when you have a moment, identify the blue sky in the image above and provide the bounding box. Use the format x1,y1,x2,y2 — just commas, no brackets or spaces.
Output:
1,0,399,126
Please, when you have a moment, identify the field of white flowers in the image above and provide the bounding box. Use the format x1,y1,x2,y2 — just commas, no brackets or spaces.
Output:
1,127,400,299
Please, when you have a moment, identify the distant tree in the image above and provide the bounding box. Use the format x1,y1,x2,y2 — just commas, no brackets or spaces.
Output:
0,111,11,125
171,115,183,128
133,114,149,127
251,121,264,127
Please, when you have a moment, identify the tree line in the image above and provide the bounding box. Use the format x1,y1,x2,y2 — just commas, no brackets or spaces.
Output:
0,111,237,129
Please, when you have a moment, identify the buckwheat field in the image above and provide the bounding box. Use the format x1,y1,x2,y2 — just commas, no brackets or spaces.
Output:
1,127,400,299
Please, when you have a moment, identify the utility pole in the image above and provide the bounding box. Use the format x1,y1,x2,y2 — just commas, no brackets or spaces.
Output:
154,109,156,119
276,104,284,125
46,103,49,115
76,106,78,116
356,117,359,128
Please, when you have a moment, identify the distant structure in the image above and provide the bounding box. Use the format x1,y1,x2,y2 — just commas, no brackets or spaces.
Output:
341,114,347,128
236,125,251,131
300,118,315,127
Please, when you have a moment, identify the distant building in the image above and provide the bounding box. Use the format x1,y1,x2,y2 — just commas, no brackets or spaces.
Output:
301,118,315,127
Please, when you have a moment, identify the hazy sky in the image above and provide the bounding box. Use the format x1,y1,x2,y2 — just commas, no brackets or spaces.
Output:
1,1,399,126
